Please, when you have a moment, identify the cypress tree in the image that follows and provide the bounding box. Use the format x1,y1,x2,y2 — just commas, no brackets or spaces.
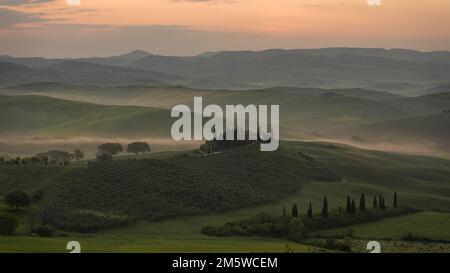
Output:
373,196,378,209
307,202,313,219
346,196,351,213
393,191,398,209
378,194,383,209
381,198,386,211
283,205,286,217
351,200,356,214
292,204,298,217
359,193,366,212
321,196,328,218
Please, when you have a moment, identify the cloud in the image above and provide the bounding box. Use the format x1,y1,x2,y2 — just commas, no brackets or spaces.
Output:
0,0,55,6
0,7,45,27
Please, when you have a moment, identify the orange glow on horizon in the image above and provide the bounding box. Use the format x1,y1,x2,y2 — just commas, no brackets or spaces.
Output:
1,0,449,57
5,0,448,37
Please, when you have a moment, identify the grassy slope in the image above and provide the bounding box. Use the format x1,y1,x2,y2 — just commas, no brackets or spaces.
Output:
277,141,450,211
0,165,76,196
1,141,450,252
2,86,450,144
0,95,172,138
0,88,409,140
351,112,450,146
317,212,450,241
4,85,450,143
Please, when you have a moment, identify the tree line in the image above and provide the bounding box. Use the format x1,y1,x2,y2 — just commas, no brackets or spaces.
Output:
0,141,152,166
95,141,151,161
202,191,410,246
0,149,85,166
288,192,399,219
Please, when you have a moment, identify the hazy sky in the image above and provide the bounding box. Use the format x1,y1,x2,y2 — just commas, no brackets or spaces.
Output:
0,0,449,57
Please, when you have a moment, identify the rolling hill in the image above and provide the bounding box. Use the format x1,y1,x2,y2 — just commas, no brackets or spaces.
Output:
345,112,450,151
128,50,450,90
390,92,450,115
1,87,449,154
43,143,339,232
1,82,404,107
0,95,172,138
0,88,409,140
1,140,450,252
33,61,170,86
0,62,40,86
2,48,450,91
2,141,450,234
0,60,181,88
1,83,449,158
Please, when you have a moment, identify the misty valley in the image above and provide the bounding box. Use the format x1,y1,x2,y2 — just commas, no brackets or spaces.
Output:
0,48,450,253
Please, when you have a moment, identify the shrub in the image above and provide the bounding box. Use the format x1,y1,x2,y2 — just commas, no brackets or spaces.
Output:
0,214,18,235
287,217,306,241
5,190,31,210
324,239,352,252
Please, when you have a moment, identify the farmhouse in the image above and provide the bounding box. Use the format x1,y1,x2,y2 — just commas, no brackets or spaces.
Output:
171,96,279,151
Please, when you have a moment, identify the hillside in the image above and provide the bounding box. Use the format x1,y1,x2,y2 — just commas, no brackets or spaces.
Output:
0,85,410,139
1,140,450,252
1,83,403,103
35,61,177,86
2,141,450,234
345,112,450,151
0,62,40,86
43,144,339,232
0,60,180,87
128,50,450,90
318,212,450,241
0,95,172,138
3,87,449,157
390,92,450,115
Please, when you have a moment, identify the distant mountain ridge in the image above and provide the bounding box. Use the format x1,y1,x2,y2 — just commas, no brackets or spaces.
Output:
2,48,450,92
0,59,181,87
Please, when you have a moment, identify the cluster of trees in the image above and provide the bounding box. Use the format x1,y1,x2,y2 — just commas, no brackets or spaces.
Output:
96,142,151,161
303,191,401,221
0,190,45,235
0,149,85,166
1,142,152,166
287,192,399,221
202,212,308,241
3,190,44,211
199,129,267,155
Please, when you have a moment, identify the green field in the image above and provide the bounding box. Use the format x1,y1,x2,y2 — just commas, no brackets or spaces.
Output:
0,95,172,138
317,212,450,241
0,201,322,253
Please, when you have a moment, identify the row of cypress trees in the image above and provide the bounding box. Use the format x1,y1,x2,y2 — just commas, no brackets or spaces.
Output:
285,192,398,219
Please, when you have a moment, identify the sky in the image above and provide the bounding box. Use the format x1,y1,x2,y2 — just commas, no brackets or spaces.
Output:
0,0,449,57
